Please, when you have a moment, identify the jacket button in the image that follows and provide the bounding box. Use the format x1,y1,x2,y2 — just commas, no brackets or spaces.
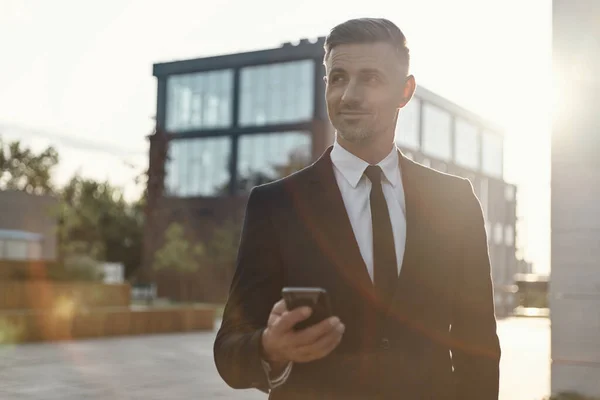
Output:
380,338,390,350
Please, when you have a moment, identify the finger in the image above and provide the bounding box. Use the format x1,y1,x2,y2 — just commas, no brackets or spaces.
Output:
272,306,312,335
293,324,345,362
267,300,288,327
272,299,287,315
292,316,340,347
268,312,279,327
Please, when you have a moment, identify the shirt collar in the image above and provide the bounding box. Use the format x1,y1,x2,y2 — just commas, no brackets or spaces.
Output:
330,139,401,189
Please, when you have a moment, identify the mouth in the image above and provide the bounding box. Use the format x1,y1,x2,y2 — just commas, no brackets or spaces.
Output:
340,111,370,116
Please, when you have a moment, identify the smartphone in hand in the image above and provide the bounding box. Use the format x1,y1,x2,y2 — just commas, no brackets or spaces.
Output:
281,287,333,331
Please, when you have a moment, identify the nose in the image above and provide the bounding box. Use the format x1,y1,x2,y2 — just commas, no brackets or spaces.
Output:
341,79,363,104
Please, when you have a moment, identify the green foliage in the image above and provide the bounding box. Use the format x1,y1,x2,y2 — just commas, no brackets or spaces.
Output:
205,218,241,266
0,138,143,279
0,136,59,195
152,223,203,274
57,241,105,281
56,175,143,278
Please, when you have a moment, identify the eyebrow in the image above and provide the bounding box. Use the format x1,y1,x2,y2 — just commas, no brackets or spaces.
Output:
328,67,383,75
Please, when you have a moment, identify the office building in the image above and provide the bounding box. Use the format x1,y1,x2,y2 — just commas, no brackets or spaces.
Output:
145,37,517,311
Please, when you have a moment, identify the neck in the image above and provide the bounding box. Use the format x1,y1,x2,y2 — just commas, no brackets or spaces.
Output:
336,132,395,165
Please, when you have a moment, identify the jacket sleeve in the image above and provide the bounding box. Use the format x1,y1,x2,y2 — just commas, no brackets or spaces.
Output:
213,186,284,392
450,179,502,400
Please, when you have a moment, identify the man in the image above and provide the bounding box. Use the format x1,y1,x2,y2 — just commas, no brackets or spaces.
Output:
214,18,501,400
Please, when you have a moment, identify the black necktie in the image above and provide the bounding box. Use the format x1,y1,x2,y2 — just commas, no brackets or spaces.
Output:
364,165,397,301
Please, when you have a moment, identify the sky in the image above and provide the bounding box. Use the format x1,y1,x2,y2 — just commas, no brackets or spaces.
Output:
0,0,551,273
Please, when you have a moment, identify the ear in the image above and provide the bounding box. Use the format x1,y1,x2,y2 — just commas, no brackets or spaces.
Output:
397,75,416,109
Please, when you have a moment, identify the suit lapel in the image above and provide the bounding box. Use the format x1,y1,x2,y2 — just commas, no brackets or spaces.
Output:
389,151,433,318
294,147,375,297
290,147,433,312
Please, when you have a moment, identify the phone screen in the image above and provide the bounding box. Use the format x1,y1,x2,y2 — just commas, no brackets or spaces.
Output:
281,287,332,331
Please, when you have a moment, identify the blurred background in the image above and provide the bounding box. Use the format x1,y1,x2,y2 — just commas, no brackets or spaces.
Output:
0,1,597,399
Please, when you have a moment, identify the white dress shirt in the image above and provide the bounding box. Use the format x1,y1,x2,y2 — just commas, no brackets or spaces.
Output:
263,139,408,388
330,139,407,280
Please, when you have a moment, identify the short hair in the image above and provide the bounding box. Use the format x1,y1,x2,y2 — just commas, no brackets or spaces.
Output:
324,18,410,73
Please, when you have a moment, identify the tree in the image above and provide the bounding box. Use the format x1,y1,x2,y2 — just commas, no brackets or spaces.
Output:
57,175,144,279
0,136,59,194
0,136,144,279
152,223,204,300
203,217,243,294
205,218,241,267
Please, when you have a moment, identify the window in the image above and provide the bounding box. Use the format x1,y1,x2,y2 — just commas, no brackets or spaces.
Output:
505,225,515,247
166,69,234,132
505,185,515,202
395,97,420,150
237,132,312,192
422,103,452,161
480,178,489,219
482,130,503,178
165,137,232,197
454,118,480,170
240,60,314,126
494,223,503,245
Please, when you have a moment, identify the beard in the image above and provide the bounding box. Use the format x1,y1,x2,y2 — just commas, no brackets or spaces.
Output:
333,112,379,144
336,125,373,143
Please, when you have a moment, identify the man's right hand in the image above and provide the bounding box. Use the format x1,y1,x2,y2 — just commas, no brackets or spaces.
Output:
261,299,345,370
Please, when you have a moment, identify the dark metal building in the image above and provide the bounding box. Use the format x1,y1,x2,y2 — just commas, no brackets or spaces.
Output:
145,37,517,312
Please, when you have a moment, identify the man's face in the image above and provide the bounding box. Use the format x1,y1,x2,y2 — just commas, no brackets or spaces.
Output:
325,42,414,144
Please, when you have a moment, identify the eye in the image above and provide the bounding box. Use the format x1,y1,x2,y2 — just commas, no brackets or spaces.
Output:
363,74,381,84
328,74,346,84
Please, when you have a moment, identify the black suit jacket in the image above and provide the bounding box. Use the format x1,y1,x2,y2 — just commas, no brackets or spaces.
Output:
214,147,501,400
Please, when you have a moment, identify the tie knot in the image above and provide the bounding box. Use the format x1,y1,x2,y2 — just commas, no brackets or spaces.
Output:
364,165,383,185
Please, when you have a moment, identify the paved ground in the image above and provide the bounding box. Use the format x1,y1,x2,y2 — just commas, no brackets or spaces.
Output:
0,317,550,400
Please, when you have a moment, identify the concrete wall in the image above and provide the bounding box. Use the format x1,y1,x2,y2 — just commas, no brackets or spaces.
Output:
551,0,600,396
0,191,58,260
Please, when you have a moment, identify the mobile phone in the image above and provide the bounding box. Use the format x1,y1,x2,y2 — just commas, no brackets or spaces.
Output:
281,287,332,331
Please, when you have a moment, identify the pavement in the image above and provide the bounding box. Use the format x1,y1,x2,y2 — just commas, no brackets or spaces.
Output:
0,317,550,400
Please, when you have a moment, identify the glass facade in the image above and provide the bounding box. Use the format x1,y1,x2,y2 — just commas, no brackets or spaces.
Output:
454,118,480,170
504,225,514,246
166,69,234,132
422,103,452,161
237,132,312,192
239,60,314,126
160,62,507,197
493,223,504,245
395,97,420,150
165,137,232,197
482,130,503,178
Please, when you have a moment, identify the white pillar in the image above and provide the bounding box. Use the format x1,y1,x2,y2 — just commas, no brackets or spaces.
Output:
551,0,600,397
